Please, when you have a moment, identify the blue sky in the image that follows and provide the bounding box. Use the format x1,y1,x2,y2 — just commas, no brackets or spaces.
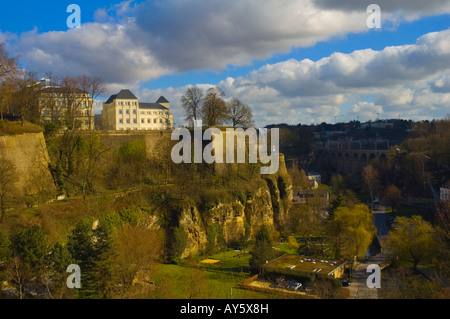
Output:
1,1,450,127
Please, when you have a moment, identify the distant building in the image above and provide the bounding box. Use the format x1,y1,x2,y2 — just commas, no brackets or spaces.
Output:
307,172,321,189
440,183,450,202
101,89,173,131
293,190,329,205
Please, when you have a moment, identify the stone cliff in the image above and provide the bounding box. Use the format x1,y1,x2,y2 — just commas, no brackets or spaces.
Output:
156,154,293,258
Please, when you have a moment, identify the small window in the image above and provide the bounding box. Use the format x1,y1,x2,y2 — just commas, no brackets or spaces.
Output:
119,119,123,124
119,109,122,115
147,119,150,123
133,109,136,114
126,109,129,115
153,118,157,123
141,118,144,123
126,119,130,124
133,119,137,124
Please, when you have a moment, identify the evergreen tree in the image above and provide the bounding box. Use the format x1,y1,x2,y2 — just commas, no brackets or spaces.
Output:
249,226,274,273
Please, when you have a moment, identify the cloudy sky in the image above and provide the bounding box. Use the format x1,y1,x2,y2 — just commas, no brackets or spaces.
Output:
1,0,450,127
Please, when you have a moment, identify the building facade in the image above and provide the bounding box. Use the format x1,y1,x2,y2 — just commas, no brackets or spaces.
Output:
38,78,94,130
440,183,450,202
101,89,173,131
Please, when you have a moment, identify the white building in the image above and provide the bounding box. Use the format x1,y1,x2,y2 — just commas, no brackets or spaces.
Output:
440,183,450,202
101,89,173,131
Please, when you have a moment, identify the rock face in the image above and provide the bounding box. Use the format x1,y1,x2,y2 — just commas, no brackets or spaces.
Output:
168,155,293,258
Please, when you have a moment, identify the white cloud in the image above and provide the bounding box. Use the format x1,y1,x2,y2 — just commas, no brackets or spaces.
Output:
5,0,450,88
3,1,450,126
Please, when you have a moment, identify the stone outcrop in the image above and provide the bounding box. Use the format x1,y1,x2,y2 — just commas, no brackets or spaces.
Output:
162,154,293,258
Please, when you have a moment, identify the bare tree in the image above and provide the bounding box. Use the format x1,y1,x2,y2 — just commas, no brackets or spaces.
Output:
362,164,380,203
0,44,18,119
225,97,254,128
60,76,85,130
39,72,61,124
0,158,17,223
10,71,41,125
201,86,227,127
77,75,105,130
180,86,203,127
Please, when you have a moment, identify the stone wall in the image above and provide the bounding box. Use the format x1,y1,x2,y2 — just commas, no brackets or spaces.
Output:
0,132,56,198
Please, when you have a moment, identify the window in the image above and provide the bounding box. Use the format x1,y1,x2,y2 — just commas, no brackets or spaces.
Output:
147,119,150,123
133,109,136,114
153,118,157,123
126,119,130,124
133,119,137,124
119,119,123,124
140,111,145,114
141,118,144,123
119,109,122,115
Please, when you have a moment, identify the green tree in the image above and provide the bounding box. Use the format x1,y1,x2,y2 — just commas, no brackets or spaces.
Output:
11,225,48,271
10,225,48,298
0,231,11,282
67,217,116,299
249,226,274,273
328,204,377,259
171,224,188,260
387,215,437,270
49,242,74,299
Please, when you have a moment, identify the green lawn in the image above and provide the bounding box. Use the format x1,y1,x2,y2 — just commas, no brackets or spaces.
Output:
199,249,252,270
156,263,272,299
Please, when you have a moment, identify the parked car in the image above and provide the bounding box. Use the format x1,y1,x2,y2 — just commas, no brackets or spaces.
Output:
293,282,303,290
340,278,351,287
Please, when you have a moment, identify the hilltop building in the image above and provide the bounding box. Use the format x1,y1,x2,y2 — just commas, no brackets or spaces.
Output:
101,89,173,131
36,78,94,130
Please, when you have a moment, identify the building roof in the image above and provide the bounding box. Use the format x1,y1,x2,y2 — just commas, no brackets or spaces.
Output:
104,90,170,109
41,87,87,94
105,89,138,104
156,96,169,104
263,254,345,277
139,102,168,110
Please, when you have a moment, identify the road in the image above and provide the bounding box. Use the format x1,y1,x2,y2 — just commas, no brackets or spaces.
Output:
348,205,391,299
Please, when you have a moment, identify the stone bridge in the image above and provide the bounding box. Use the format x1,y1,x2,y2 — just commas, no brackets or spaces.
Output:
315,141,389,175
